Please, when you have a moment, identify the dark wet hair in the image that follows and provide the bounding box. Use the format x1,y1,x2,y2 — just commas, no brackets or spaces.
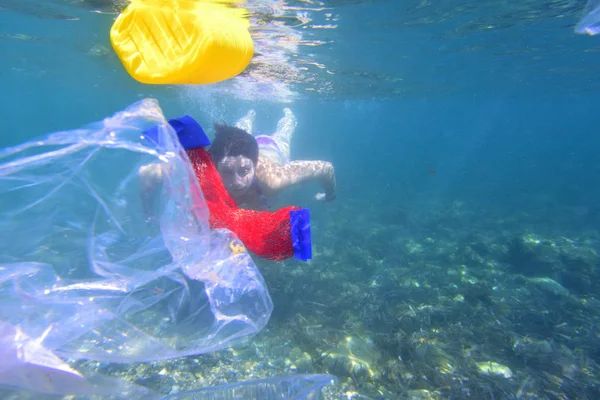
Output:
208,123,259,166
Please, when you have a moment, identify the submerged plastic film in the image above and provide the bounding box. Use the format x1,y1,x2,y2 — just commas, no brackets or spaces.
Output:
575,0,600,35
161,374,336,400
0,98,272,364
0,99,334,397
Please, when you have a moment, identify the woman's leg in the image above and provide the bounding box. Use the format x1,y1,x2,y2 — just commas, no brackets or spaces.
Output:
270,108,296,163
235,109,256,135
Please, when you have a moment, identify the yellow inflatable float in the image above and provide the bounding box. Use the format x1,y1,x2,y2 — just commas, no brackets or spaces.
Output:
110,0,254,85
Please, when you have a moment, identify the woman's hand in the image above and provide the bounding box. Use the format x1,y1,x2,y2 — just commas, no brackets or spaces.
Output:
315,192,336,202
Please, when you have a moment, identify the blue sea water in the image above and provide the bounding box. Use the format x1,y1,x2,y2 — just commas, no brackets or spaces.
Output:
1,0,600,398
2,0,599,224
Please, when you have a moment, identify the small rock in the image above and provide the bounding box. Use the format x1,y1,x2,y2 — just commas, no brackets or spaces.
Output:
475,361,513,379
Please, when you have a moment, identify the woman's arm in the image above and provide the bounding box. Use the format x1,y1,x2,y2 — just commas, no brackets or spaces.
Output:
256,159,336,200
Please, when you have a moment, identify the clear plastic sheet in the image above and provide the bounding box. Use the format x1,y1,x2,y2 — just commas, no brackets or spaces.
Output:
161,374,337,400
0,319,152,398
575,0,600,35
0,99,285,396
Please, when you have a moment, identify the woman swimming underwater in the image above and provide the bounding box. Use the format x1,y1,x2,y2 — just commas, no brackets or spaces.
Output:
139,108,336,211
210,108,336,210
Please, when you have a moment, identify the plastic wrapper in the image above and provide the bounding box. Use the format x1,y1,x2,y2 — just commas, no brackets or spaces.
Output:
575,0,600,35
161,374,336,400
0,99,333,397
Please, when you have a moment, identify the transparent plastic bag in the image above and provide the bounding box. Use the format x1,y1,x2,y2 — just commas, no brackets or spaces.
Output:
0,98,276,394
575,0,600,35
0,319,152,398
161,374,337,400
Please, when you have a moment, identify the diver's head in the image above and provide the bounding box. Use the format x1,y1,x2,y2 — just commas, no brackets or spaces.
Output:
209,123,258,197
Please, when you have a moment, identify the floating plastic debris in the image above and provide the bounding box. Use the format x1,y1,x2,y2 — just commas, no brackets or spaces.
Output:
0,98,335,398
575,0,600,35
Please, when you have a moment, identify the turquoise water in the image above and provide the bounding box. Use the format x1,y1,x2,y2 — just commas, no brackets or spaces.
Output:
1,0,600,398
